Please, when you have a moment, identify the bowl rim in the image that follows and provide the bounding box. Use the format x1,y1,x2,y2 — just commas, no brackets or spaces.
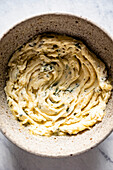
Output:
1,12,113,42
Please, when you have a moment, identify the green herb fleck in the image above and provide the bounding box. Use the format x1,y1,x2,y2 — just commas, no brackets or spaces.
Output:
51,62,57,65
49,86,52,90
46,74,49,78
53,44,58,48
57,128,59,132
50,65,53,70
55,88,59,93
17,118,21,122
29,42,36,47
25,112,28,115
66,64,69,69
38,105,41,109
74,55,77,58
56,49,60,52
75,42,81,49
66,88,73,93
53,82,58,86
66,107,69,112
44,67,46,71
75,83,79,87
101,77,107,81
65,74,67,79
38,41,44,47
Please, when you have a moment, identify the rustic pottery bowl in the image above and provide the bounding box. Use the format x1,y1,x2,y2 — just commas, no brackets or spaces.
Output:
0,14,113,157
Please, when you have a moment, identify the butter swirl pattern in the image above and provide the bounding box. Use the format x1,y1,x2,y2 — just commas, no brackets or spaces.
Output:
5,34,112,136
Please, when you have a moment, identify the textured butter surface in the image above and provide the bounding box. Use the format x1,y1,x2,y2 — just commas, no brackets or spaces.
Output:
5,33,112,136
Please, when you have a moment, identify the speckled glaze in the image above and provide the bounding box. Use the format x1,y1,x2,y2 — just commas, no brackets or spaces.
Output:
0,14,113,157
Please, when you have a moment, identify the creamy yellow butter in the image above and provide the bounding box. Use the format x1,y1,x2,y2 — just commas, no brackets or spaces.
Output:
5,33,112,136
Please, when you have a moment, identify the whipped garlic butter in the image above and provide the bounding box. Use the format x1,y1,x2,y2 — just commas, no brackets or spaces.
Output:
5,33,112,136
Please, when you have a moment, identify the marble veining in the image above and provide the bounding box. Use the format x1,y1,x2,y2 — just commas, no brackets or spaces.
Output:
99,148,113,164
0,0,113,170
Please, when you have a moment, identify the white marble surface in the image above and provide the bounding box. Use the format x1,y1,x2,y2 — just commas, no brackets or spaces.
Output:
0,0,113,169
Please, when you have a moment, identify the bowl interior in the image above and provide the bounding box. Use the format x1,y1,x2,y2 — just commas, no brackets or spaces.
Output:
0,14,113,157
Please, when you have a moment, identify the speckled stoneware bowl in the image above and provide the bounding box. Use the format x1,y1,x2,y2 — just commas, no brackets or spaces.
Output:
0,14,113,157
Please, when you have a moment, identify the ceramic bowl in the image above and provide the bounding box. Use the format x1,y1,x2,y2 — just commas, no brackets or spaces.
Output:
0,14,113,157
